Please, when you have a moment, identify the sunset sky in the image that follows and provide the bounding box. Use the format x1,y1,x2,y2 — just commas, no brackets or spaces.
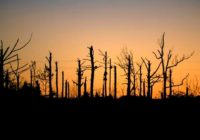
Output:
0,0,200,97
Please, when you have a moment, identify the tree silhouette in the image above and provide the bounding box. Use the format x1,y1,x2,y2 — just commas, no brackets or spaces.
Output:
84,46,99,98
10,55,29,91
117,48,135,96
137,63,143,97
30,61,36,90
0,35,32,92
55,61,59,98
114,66,117,99
62,71,64,98
142,58,161,99
73,59,85,99
65,80,68,98
36,68,48,96
45,52,53,98
168,69,189,98
98,50,109,97
153,33,194,99
109,59,113,95
84,77,87,96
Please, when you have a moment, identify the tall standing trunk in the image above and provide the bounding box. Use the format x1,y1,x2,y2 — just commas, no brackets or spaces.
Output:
68,82,70,99
127,55,131,96
169,69,172,98
147,61,151,99
163,72,167,99
103,52,107,97
62,71,64,98
143,80,146,97
90,46,95,98
65,80,68,98
47,52,53,98
139,65,142,97
109,58,112,95
84,77,87,96
114,66,117,99
55,61,59,98
77,60,82,99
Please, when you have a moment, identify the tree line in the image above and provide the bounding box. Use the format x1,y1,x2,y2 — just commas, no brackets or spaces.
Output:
0,33,194,99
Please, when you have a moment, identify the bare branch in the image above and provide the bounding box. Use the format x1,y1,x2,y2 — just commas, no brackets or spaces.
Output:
141,57,148,70
12,34,32,52
153,51,161,59
151,61,161,77
167,74,189,88
167,52,194,69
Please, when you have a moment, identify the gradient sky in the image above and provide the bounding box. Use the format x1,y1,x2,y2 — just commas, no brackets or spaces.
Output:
1,0,200,97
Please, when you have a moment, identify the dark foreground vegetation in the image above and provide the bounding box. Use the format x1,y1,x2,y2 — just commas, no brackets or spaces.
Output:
1,92,200,116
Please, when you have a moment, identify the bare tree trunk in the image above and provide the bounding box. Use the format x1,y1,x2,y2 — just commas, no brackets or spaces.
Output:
65,80,68,98
127,55,131,96
77,60,82,99
109,58,112,95
169,69,172,98
103,52,108,97
89,46,95,98
143,80,146,97
163,72,167,99
139,65,142,97
62,71,64,98
114,66,117,99
147,61,151,99
84,77,87,96
46,52,53,98
68,82,70,99
55,61,58,98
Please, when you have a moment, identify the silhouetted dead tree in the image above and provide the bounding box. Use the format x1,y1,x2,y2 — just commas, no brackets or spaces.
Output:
62,71,64,98
168,69,189,98
143,79,146,97
45,52,53,98
73,59,85,99
98,50,109,97
68,82,70,98
109,59,112,95
114,66,117,99
142,58,161,99
10,55,29,90
36,68,48,95
0,35,32,92
55,61,59,98
65,80,69,98
137,63,143,97
84,46,99,98
153,33,194,99
30,61,36,89
84,77,87,96
117,48,135,96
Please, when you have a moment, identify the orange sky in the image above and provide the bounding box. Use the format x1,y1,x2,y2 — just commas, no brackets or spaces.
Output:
0,0,200,98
